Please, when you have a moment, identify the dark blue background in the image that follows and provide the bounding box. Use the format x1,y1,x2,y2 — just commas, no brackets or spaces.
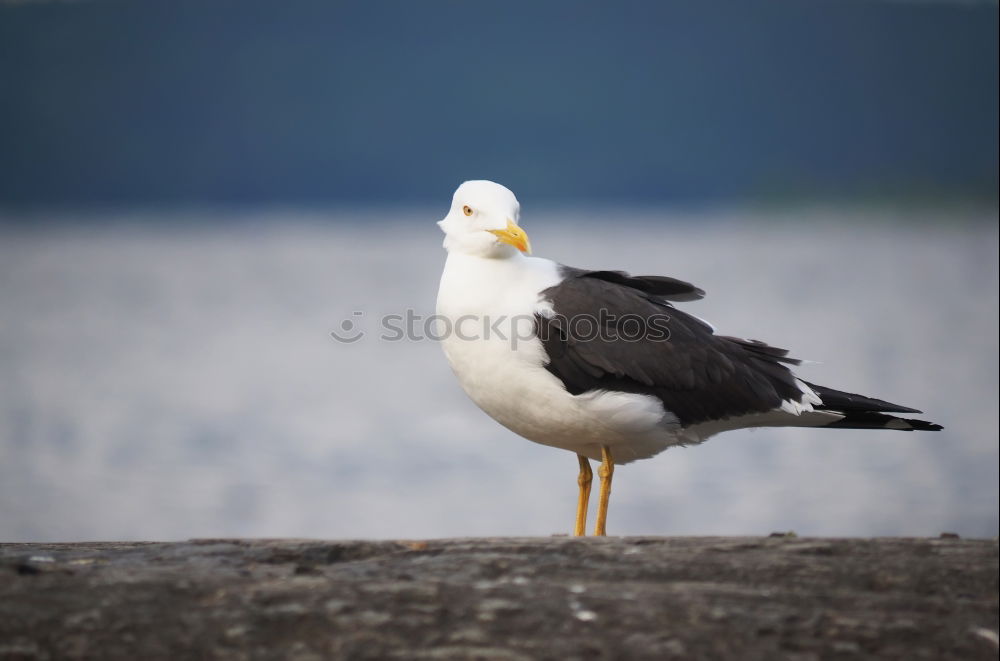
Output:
1,0,996,208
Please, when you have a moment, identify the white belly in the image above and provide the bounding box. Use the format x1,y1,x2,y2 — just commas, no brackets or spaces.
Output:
441,332,687,462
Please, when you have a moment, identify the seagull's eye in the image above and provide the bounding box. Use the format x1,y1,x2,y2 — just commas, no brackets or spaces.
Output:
462,205,474,217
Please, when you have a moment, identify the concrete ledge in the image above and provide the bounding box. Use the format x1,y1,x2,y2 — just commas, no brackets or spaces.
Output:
1,536,997,660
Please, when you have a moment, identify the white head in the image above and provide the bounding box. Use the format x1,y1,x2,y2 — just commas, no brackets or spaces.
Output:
438,180,532,258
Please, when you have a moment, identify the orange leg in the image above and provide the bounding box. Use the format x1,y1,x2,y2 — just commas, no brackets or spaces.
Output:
594,445,615,536
574,454,593,537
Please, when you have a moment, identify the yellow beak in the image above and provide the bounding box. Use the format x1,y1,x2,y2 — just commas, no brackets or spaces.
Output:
488,220,532,254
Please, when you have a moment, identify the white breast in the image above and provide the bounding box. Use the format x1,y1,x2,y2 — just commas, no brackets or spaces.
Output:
436,253,684,463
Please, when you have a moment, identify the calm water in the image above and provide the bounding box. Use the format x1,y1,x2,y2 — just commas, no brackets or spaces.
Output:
1,208,997,541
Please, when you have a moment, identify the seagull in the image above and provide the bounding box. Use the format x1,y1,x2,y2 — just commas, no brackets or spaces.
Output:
436,180,942,536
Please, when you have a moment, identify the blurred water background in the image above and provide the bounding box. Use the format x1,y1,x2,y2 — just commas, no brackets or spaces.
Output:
1,210,996,541
1,0,997,541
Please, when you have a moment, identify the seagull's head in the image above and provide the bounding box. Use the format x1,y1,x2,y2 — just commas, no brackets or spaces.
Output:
438,180,532,258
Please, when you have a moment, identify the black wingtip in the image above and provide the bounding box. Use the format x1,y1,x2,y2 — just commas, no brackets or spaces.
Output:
825,412,943,432
805,381,925,414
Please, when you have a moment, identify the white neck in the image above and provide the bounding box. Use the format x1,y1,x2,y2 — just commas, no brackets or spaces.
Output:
437,250,561,319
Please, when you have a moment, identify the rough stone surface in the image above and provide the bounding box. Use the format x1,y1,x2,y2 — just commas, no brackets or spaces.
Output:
1,536,997,660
